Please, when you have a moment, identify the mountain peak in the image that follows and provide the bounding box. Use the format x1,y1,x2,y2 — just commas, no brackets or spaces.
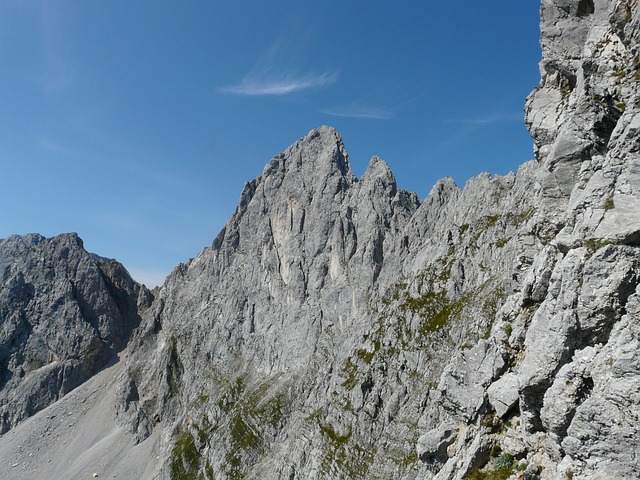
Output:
259,126,355,198
361,155,397,197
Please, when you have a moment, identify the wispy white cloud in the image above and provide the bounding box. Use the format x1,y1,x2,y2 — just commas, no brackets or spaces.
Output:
219,38,337,96
322,90,423,121
219,70,337,96
35,138,72,156
322,105,393,120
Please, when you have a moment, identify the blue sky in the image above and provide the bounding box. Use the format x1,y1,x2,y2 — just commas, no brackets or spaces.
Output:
0,1,541,287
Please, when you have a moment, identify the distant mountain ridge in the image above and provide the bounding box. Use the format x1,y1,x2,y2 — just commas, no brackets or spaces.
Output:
1,1,640,479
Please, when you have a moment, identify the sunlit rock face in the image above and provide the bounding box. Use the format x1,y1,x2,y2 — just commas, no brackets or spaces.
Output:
1,1,639,479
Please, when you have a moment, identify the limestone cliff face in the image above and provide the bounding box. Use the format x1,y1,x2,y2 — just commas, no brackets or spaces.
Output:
0,233,150,434
113,124,540,479
511,1,640,477
1,1,639,479
526,0,640,242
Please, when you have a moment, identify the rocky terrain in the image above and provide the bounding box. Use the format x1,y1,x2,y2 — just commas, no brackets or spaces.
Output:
1,0,639,479
0,233,151,435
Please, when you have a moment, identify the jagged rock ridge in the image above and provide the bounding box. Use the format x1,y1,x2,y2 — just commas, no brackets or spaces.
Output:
113,125,540,480
0,1,639,479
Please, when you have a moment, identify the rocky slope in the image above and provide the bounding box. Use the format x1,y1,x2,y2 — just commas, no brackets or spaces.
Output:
1,0,639,479
0,233,151,434
112,125,541,480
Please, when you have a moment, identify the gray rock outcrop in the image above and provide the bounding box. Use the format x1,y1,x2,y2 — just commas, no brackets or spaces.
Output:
0,233,150,434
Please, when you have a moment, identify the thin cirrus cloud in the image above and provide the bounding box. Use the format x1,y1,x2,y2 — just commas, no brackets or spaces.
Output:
321,93,421,121
219,70,338,96
322,105,393,120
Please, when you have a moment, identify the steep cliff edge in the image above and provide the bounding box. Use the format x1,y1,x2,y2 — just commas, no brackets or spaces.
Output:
506,0,640,477
1,1,639,479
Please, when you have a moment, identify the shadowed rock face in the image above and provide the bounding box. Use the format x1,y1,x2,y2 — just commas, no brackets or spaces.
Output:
1,1,639,479
0,233,150,433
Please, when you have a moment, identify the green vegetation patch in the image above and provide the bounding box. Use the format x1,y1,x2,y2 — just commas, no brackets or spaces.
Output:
355,340,380,365
316,418,376,478
612,67,627,78
223,412,263,479
506,208,534,225
461,209,535,247
401,451,418,467
411,291,471,337
464,452,523,480
217,374,289,479
340,357,360,390
478,214,500,230
603,196,615,210
217,376,246,413
365,264,503,376
504,323,512,338
170,430,201,480
319,422,352,445
583,238,617,253
465,466,514,480
495,237,511,248
481,286,506,339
